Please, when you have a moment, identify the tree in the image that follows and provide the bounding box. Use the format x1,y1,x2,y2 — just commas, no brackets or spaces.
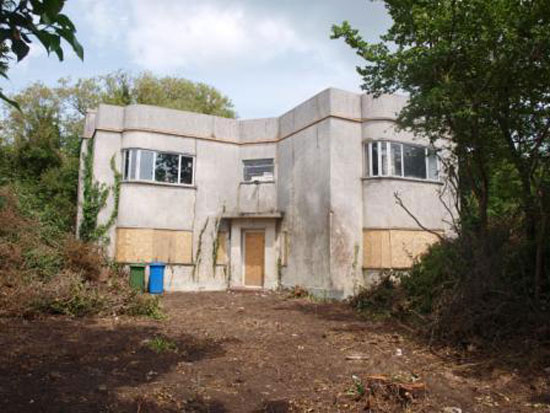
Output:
332,0,550,300
59,71,236,116
132,72,236,118
0,0,82,107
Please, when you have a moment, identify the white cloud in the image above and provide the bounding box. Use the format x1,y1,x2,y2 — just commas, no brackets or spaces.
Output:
80,0,129,46
68,0,387,117
125,1,312,70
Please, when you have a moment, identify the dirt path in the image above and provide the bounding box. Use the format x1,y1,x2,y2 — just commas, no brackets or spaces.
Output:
0,291,547,412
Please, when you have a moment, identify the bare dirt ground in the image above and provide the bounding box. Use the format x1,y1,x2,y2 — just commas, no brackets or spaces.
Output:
0,290,548,412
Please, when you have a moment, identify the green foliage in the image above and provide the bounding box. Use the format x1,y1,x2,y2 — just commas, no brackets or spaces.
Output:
405,228,548,343
81,153,121,245
22,246,63,280
401,243,462,314
58,71,236,118
78,139,108,242
133,72,236,118
0,0,82,108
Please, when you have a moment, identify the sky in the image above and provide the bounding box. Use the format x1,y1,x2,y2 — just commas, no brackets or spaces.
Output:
7,0,391,119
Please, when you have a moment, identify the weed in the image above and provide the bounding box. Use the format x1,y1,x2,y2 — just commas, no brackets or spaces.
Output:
347,375,366,400
147,335,178,353
287,285,309,299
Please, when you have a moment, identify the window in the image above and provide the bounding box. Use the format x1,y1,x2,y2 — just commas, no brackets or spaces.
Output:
366,141,439,181
122,149,194,185
155,152,179,184
243,158,274,182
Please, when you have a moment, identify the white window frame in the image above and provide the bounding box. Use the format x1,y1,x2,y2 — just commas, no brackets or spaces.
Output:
366,140,439,181
122,148,195,186
178,153,196,185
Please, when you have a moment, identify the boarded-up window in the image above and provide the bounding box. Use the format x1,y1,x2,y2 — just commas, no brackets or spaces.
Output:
363,230,392,268
363,229,441,269
116,228,192,264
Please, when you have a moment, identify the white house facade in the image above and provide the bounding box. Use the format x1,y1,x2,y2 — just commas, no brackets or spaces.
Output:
77,88,454,298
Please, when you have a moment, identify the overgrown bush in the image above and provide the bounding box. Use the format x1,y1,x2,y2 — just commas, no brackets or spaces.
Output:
351,225,550,347
0,185,162,319
408,227,549,344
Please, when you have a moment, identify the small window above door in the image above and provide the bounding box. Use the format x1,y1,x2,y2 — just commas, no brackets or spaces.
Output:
243,158,274,182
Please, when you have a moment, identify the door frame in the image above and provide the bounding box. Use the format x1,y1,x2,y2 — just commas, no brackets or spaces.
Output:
242,229,265,288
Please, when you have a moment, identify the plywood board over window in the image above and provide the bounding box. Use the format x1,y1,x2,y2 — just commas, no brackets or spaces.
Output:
363,230,392,268
116,228,192,264
363,229,441,269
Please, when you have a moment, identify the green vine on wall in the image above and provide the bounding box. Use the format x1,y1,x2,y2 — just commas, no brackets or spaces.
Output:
192,218,209,281
211,205,226,275
79,139,121,245
93,155,121,245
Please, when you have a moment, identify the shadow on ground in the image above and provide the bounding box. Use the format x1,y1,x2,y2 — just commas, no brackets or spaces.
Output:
0,318,228,412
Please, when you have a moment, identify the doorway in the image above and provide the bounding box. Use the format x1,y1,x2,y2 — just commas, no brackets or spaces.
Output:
243,231,265,287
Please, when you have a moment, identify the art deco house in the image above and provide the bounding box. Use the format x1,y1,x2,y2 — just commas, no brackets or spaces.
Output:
77,88,453,298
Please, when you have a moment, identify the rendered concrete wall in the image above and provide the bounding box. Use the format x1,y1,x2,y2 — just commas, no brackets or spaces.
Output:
277,120,332,292
328,117,363,297
190,138,239,285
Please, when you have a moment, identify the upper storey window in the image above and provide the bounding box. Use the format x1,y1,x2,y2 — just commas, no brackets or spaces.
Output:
367,141,438,181
243,158,274,182
123,149,194,185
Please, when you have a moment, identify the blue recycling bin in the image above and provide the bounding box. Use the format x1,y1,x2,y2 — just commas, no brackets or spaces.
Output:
148,262,165,294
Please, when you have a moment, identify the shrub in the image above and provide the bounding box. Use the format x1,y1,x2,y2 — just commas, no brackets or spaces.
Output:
63,238,104,282
402,226,548,344
123,292,164,320
22,247,64,280
29,272,107,317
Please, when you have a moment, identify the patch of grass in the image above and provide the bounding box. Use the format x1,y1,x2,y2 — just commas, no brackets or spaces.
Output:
147,335,178,353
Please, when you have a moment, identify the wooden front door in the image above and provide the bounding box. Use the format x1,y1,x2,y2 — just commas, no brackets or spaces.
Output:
244,231,265,287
